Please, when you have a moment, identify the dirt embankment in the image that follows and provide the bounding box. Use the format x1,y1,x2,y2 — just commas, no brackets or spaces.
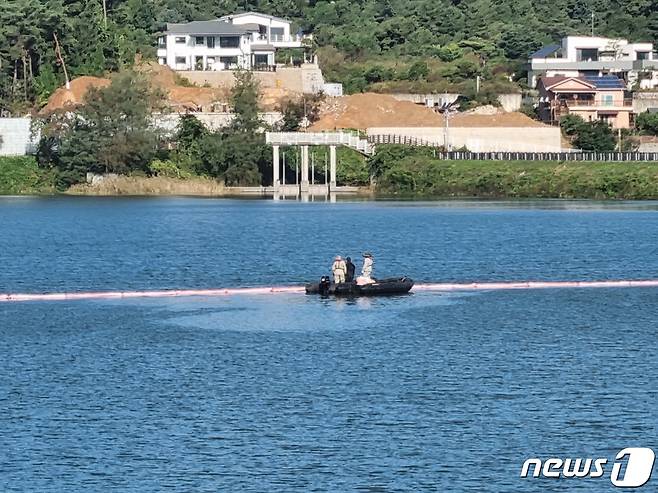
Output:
41,62,231,114
66,175,227,196
310,93,547,131
40,76,111,114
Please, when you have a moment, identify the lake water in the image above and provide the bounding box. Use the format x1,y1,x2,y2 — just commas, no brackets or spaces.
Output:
1,197,657,492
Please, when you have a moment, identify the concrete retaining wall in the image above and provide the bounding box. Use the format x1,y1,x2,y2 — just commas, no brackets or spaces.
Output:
155,112,283,134
180,64,325,94
633,92,658,113
497,94,522,112
366,126,563,152
0,118,38,156
389,93,460,107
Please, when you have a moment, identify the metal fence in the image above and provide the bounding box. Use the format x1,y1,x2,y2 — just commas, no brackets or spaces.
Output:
368,134,436,147
367,135,658,162
435,151,658,162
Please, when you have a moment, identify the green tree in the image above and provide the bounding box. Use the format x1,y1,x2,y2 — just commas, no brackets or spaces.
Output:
40,71,166,187
635,112,658,135
560,114,586,136
407,61,429,81
572,121,617,152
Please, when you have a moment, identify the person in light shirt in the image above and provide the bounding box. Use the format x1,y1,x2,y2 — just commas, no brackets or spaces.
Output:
357,252,375,285
331,255,347,284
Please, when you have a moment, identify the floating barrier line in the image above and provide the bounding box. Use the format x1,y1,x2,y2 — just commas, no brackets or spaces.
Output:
1,279,658,303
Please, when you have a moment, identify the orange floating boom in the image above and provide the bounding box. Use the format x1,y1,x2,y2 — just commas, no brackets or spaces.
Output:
1,280,658,303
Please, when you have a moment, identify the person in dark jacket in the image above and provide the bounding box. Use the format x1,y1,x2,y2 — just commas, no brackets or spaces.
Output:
345,257,356,282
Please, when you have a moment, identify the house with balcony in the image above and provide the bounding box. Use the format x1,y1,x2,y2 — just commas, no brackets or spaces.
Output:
537,75,633,128
529,36,658,90
157,12,307,72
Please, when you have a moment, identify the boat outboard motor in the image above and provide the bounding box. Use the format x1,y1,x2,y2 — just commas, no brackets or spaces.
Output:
319,276,331,296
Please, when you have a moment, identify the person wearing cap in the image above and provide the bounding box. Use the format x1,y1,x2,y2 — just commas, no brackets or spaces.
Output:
345,257,356,283
361,252,374,280
331,255,347,284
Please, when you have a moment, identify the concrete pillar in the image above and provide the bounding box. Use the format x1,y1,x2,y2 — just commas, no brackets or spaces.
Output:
300,145,310,192
272,145,280,188
329,145,337,190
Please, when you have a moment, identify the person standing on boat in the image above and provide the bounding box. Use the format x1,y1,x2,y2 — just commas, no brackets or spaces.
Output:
345,257,356,283
361,252,374,281
332,255,347,284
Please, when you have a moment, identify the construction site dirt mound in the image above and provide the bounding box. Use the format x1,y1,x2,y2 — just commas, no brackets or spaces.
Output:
40,76,111,114
42,63,232,113
311,93,443,130
310,92,547,130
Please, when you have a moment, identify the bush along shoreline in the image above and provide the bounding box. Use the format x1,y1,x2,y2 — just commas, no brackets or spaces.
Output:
369,146,658,200
0,156,55,194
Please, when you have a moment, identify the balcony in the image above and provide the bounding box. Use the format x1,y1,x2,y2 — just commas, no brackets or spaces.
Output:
255,33,311,47
561,99,633,109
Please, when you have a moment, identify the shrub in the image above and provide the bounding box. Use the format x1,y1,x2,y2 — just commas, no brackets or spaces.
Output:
636,112,658,135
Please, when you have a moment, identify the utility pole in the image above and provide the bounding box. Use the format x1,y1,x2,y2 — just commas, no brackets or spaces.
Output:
591,12,595,37
102,0,108,29
53,33,70,90
282,151,286,186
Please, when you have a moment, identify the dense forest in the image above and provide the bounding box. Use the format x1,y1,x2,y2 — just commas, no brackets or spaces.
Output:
1,0,658,112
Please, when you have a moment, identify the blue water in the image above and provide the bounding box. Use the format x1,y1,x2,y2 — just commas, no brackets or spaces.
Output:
1,197,658,492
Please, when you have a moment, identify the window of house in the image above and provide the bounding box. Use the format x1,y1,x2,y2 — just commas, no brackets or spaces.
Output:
175,36,186,44
271,27,284,41
220,56,238,68
158,36,166,48
195,36,205,45
219,36,240,48
175,56,186,65
577,48,599,61
254,54,269,65
601,94,614,106
637,51,650,60
207,36,215,48
158,57,166,65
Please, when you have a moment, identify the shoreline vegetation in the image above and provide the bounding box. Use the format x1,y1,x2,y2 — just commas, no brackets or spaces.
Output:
5,154,658,200
66,175,227,196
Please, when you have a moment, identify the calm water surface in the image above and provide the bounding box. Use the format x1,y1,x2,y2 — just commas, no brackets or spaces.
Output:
1,197,657,492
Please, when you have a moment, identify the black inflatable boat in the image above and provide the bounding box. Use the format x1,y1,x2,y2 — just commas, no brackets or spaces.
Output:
305,276,414,296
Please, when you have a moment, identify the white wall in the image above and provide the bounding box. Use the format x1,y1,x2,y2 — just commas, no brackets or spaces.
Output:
0,118,38,156
155,112,283,134
562,36,655,62
229,14,291,39
367,127,563,152
163,33,252,71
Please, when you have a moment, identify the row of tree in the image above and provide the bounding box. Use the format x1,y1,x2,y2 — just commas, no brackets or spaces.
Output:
3,0,658,110
36,69,335,189
36,70,272,188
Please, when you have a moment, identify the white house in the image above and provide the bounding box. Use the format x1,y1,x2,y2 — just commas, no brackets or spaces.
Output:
529,36,658,90
157,12,307,72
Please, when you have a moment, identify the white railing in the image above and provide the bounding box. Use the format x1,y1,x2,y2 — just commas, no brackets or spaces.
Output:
256,34,309,44
266,131,374,154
